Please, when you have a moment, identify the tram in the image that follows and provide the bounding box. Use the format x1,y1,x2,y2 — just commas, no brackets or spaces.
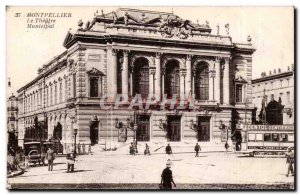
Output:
237,125,294,157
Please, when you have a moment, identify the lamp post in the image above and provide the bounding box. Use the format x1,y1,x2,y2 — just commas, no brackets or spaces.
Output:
74,128,78,156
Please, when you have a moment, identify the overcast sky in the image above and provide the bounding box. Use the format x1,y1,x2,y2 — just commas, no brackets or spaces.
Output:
6,6,294,96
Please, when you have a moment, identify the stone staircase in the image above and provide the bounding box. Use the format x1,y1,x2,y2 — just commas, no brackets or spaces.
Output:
91,140,227,155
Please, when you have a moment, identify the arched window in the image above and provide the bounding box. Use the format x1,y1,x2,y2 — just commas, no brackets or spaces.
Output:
195,63,209,100
133,58,149,98
165,60,180,98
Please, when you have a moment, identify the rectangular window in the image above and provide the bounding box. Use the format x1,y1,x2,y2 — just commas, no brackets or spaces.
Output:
264,133,271,142
59,83,62,103
73,74,76,98
287,92,291,104
272,133,279,142
288,134,294,142
248,134,255,141
54,84,57,104
235,85,243,103
46,89,48,107
65,80,68,101
280,133,288,142
50,87,53,105
90,77,99,97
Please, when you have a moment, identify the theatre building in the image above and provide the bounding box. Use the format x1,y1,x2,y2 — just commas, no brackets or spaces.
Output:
17,8,255,149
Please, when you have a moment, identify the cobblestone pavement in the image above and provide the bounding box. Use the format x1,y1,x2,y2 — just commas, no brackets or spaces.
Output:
7,150,295,190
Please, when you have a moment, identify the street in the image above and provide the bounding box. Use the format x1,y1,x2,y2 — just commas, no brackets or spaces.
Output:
7,145,295,190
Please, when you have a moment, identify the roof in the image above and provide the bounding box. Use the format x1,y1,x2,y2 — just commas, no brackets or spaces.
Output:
252,71,294,84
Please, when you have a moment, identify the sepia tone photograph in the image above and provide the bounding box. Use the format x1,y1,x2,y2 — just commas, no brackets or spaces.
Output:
6,6,295,190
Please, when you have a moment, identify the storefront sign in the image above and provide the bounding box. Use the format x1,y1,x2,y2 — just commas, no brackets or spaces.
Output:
245,125,294,131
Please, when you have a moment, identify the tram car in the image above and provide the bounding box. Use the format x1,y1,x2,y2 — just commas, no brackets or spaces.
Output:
237,125,294,157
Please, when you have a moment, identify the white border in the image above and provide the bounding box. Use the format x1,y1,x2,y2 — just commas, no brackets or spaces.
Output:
1,1,299,195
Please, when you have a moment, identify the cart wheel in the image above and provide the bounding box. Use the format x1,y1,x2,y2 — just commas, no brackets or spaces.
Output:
249,152,254,157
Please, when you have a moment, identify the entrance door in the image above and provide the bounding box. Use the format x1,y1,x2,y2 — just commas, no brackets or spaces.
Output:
167,116,181,141
197,116,210,141
90,121,99,145
137,115,150,141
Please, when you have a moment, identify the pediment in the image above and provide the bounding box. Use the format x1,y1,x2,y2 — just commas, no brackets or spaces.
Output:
87,67,105,76
63,32,74,47
234,76,247,83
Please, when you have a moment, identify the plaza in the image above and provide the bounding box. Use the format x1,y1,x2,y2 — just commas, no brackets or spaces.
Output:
7,144,294,190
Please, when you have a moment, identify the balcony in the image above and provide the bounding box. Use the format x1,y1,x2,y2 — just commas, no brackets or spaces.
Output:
8,117,16,121
7,107,18,111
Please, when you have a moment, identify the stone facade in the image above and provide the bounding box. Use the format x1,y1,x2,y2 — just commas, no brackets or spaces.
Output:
251,66,294,125
17,8,255,149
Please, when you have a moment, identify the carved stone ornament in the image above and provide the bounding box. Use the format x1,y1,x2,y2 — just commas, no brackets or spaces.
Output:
159,15,191,39
87,67,105,76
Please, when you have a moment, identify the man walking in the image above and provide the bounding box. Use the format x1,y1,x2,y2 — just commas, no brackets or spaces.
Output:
194,143,201,157
160,160,176,190
46,147,55,171
144,143,150,155
286,147,294,177
77,143,81,155
166,144,172,155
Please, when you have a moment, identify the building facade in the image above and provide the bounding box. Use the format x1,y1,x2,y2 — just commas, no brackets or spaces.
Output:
251,66,294,125
7,94,18,146
17,8,255,149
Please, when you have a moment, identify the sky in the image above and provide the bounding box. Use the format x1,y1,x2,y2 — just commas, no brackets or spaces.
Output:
6,6,294,96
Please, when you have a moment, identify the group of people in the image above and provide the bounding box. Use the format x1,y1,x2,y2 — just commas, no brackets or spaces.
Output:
43,146,77,173
7,147,24,174
76,143,92,155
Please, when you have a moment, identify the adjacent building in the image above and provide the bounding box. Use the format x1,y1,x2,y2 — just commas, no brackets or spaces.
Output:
17,8,255,149
251,65,294,125
7,94,18,146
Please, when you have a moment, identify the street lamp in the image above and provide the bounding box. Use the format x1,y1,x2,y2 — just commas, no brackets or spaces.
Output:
74,128,78,156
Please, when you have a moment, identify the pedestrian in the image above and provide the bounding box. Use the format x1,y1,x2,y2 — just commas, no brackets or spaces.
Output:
82,143,86,154
88,144,92,154
166,144,172,155
77,143,81,155
66,149,76,172
129,142,135,155
165,144,172,159
40,146,46,166
7,152,16,172
144,143,151,155
160,160,176,190
194,143,201,157
46,147,55,171
286,147,294,177
225,142,229,153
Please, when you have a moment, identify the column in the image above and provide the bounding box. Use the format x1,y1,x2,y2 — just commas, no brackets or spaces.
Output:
122,50,129,96
155,53,161,100
215,57,221,103
223,57,230,104
107,48,118,100
149,69,155,96
161,69,165,96
209,70,213,101
180,70,186,98
130,66,133,97
185,55,192,97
